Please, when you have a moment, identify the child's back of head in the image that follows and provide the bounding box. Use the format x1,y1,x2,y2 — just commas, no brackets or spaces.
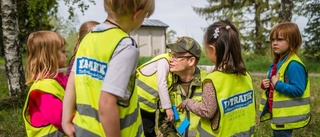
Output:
103,0,155,32
104,0,155,19
204,20,247,75
25,31,66,86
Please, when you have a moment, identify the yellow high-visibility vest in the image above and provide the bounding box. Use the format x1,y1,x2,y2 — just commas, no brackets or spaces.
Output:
73,28,143,137
23,79,66,137
136,53,173,112
197,71,255,137
259,53,311,130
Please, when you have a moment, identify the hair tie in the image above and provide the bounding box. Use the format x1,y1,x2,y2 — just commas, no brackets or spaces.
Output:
226,25,231,30
213,27,220,39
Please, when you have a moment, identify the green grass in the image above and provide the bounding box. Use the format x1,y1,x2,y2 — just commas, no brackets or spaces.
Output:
198,53,320,73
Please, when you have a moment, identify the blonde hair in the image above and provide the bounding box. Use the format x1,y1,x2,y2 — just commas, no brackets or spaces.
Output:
269,22,302,62
25,31,66,86
104,0,155,19
72,21,99,58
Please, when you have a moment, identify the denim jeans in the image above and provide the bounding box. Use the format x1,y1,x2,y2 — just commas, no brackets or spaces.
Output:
273,129,293,137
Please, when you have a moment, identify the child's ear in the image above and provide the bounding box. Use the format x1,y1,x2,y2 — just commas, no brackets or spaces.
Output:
133,9,143,20
209,44,216,54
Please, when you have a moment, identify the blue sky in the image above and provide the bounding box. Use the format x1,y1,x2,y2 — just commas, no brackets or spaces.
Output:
59,0,307,44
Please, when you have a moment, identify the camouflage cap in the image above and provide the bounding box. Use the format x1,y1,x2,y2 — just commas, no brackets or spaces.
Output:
167,36,201,59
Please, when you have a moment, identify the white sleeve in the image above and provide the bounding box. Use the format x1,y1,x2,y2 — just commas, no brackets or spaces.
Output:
100,38,139,100
157,59,172,109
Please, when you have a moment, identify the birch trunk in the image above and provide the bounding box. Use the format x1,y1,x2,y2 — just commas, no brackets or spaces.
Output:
1,0,26,96
280,0,293,22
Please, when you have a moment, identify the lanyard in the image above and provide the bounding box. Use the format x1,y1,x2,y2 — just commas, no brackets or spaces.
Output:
105,19,124,31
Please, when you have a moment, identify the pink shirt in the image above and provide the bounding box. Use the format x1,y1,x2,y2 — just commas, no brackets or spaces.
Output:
28,73,67,130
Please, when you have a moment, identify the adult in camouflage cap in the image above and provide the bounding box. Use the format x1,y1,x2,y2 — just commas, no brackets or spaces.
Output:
167,36,201,60
157,36,209,137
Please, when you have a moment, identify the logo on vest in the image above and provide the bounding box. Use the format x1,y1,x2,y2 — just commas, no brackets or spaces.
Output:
221,90,253,114
76,57,108,80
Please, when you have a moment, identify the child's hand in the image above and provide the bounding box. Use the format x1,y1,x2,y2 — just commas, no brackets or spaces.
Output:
271,72,280,86
165,108,174,122
261,78,271,89
177,101,187,113
62,122,75,137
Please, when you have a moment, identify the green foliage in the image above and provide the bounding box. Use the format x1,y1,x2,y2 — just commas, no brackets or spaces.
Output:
198,51,213,65
65,30,78,61
166,30,177,44
137,56,153,67
193,0,279,55
62,0,96,19
242,53,272,72
302,1,320,61
0,0,95,57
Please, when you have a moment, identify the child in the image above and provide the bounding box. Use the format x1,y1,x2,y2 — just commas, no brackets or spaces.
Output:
259,22,310,137
65,20,100,76
136,52,174,137
62,0,155,137
23,31,68,137
177,21,256,137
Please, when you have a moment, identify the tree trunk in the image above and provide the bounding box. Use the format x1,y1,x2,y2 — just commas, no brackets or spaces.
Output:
254,0,264,55
280,0,293,22
1,0,26,96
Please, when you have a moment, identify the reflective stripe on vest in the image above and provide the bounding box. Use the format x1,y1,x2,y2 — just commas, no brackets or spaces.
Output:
23,79,66,137
43,130,66,137
259,53,311,130
198,71,255,137
197,124,255,137
136,53,172,112
137,78,159,109
74,124,100,137
74,28,143,136
74,110,144,137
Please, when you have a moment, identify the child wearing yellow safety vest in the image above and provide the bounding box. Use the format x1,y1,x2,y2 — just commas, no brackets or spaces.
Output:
65,20,99,77
23,31,68,137
178,20,256,137
62,0,155,137
259,22,310,137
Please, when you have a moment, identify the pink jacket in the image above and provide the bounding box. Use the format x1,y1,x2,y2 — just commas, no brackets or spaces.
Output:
28,73,67,130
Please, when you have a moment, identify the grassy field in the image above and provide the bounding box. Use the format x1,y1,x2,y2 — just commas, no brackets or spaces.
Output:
0,55,320,136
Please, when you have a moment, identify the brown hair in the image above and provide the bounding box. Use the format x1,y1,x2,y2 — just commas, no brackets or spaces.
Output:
72,21,99,59
104,0,155,19
269,22,302,62
204,20,247,75
25,31,66,86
